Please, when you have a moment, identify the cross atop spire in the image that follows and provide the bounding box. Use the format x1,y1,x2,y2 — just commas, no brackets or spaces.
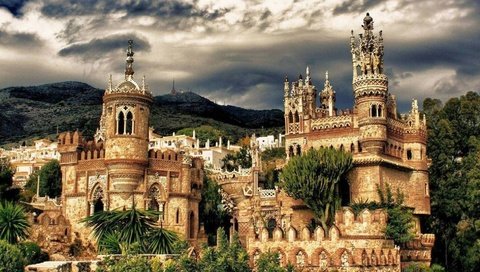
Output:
125,40,135,79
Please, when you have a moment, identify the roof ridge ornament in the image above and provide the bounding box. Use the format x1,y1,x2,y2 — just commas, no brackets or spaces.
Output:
125,40,134,79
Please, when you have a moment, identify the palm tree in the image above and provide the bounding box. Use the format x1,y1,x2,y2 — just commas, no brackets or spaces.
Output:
0,202,30,244
82,206,178,254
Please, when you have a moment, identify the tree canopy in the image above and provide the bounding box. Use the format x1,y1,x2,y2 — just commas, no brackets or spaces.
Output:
423,92,480,272
281,147,353,232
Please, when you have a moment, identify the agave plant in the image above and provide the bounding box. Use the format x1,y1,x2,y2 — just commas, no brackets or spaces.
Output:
147,227,178,254
0,202,30,244
82,206,178,254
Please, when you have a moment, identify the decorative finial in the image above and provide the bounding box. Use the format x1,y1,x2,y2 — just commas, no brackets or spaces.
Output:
362,12,374,31
108,74,112,90
285,75,288,82
325,71,329,81
306,66,310,77
125,40,135,79
142,75,146,90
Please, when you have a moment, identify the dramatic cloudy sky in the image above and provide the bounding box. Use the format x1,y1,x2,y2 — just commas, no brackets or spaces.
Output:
0,0,479,111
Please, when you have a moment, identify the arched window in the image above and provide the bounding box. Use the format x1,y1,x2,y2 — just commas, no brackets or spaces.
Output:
289,146,294,157
126,111,133,134
296,251,306,266
350,143,355,153
378,105,383,117
288,112,293,123
92,186,104,214
340,144,344,151
371,104,377,117
148,185,161,221
319,251,328,269
117,111,125,134
176,209,180,224
189,211,195,239
296,145,301,156
294,111,299,123
267,218,276,239
407,149,413,160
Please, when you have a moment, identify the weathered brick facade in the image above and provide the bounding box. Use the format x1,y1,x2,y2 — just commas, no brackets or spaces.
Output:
212,14,434,271
56,41,203,245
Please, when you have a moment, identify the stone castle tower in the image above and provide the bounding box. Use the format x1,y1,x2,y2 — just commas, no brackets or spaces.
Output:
57,41,204,242
280,13,433,268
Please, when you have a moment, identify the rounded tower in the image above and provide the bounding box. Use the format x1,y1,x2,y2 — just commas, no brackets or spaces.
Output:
103,40,153,193
351,13,388,154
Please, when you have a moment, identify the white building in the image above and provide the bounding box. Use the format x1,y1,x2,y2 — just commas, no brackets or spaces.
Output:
148,128,239,169
2,139,60,187
255,133,285,151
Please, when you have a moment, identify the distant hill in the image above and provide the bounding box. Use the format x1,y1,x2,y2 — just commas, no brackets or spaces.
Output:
0,81,284,146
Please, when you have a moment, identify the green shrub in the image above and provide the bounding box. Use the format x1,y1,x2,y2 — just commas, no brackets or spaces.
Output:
105,255,151,272
0,240,25,272
18,241,49,265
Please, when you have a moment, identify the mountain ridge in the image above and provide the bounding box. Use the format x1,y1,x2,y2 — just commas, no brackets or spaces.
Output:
0,81,284,146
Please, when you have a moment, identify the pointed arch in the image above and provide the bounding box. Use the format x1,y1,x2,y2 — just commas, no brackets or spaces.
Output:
371,104,377,117
117,111,125,134
126,111,133,134
288,111,293,123
294,111,299,123
189,211,195,239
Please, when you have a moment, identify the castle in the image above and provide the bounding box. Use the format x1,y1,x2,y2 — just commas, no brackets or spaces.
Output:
51,40,204,243
213,13,434,271
27,13,434,272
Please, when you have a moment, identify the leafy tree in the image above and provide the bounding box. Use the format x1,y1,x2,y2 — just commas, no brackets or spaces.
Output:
0,202,30,244
81,206,178,254
256,251,287,272
281,148,353,232
221,147,252,171
261,147,286,162
18,241,49,265
198,229,251,272
39,160,62,198
0,240,24,272
423,92,480,272
199,176,230,245
0,158,17,201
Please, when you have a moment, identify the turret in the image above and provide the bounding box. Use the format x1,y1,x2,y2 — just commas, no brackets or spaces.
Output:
103,40,153,194
351,13,388,154
320,71,336,117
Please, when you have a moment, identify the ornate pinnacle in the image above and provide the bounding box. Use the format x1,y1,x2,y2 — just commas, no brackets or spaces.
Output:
125,40,135,79
362,12,374,31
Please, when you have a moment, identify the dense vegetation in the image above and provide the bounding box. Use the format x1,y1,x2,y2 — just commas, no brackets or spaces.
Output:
221,147,252,171
24,160,62,199
95,228,291,272
81,207,178,254
281,148,353,232
423,92,480,272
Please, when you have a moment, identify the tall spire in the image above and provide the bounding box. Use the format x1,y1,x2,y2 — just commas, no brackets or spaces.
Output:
171,79,177,94
125,40,134,79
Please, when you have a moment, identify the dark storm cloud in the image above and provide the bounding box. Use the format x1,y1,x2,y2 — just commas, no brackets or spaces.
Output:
333,0,384,15
387,30,480,79
0,0,30,16
0,28,43,49
40,0,229,19
56,19,82,43
172,35,355,110
58,33,151,61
